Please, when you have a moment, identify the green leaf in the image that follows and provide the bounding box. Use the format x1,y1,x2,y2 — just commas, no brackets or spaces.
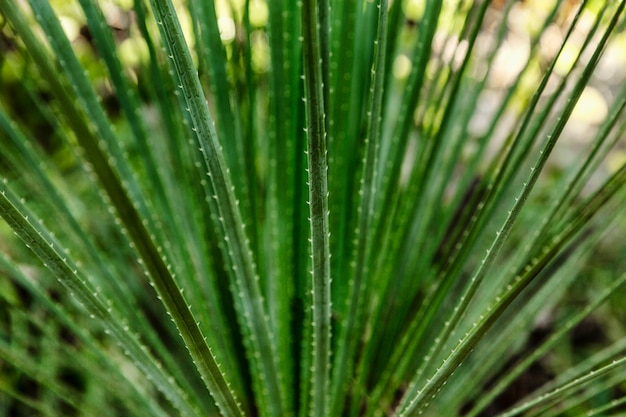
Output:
147,0,286,415
330,1,388,414
0,181,201,417
301,0,332,415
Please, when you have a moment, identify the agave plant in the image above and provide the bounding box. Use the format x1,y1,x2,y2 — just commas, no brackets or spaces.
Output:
1,0,626,415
